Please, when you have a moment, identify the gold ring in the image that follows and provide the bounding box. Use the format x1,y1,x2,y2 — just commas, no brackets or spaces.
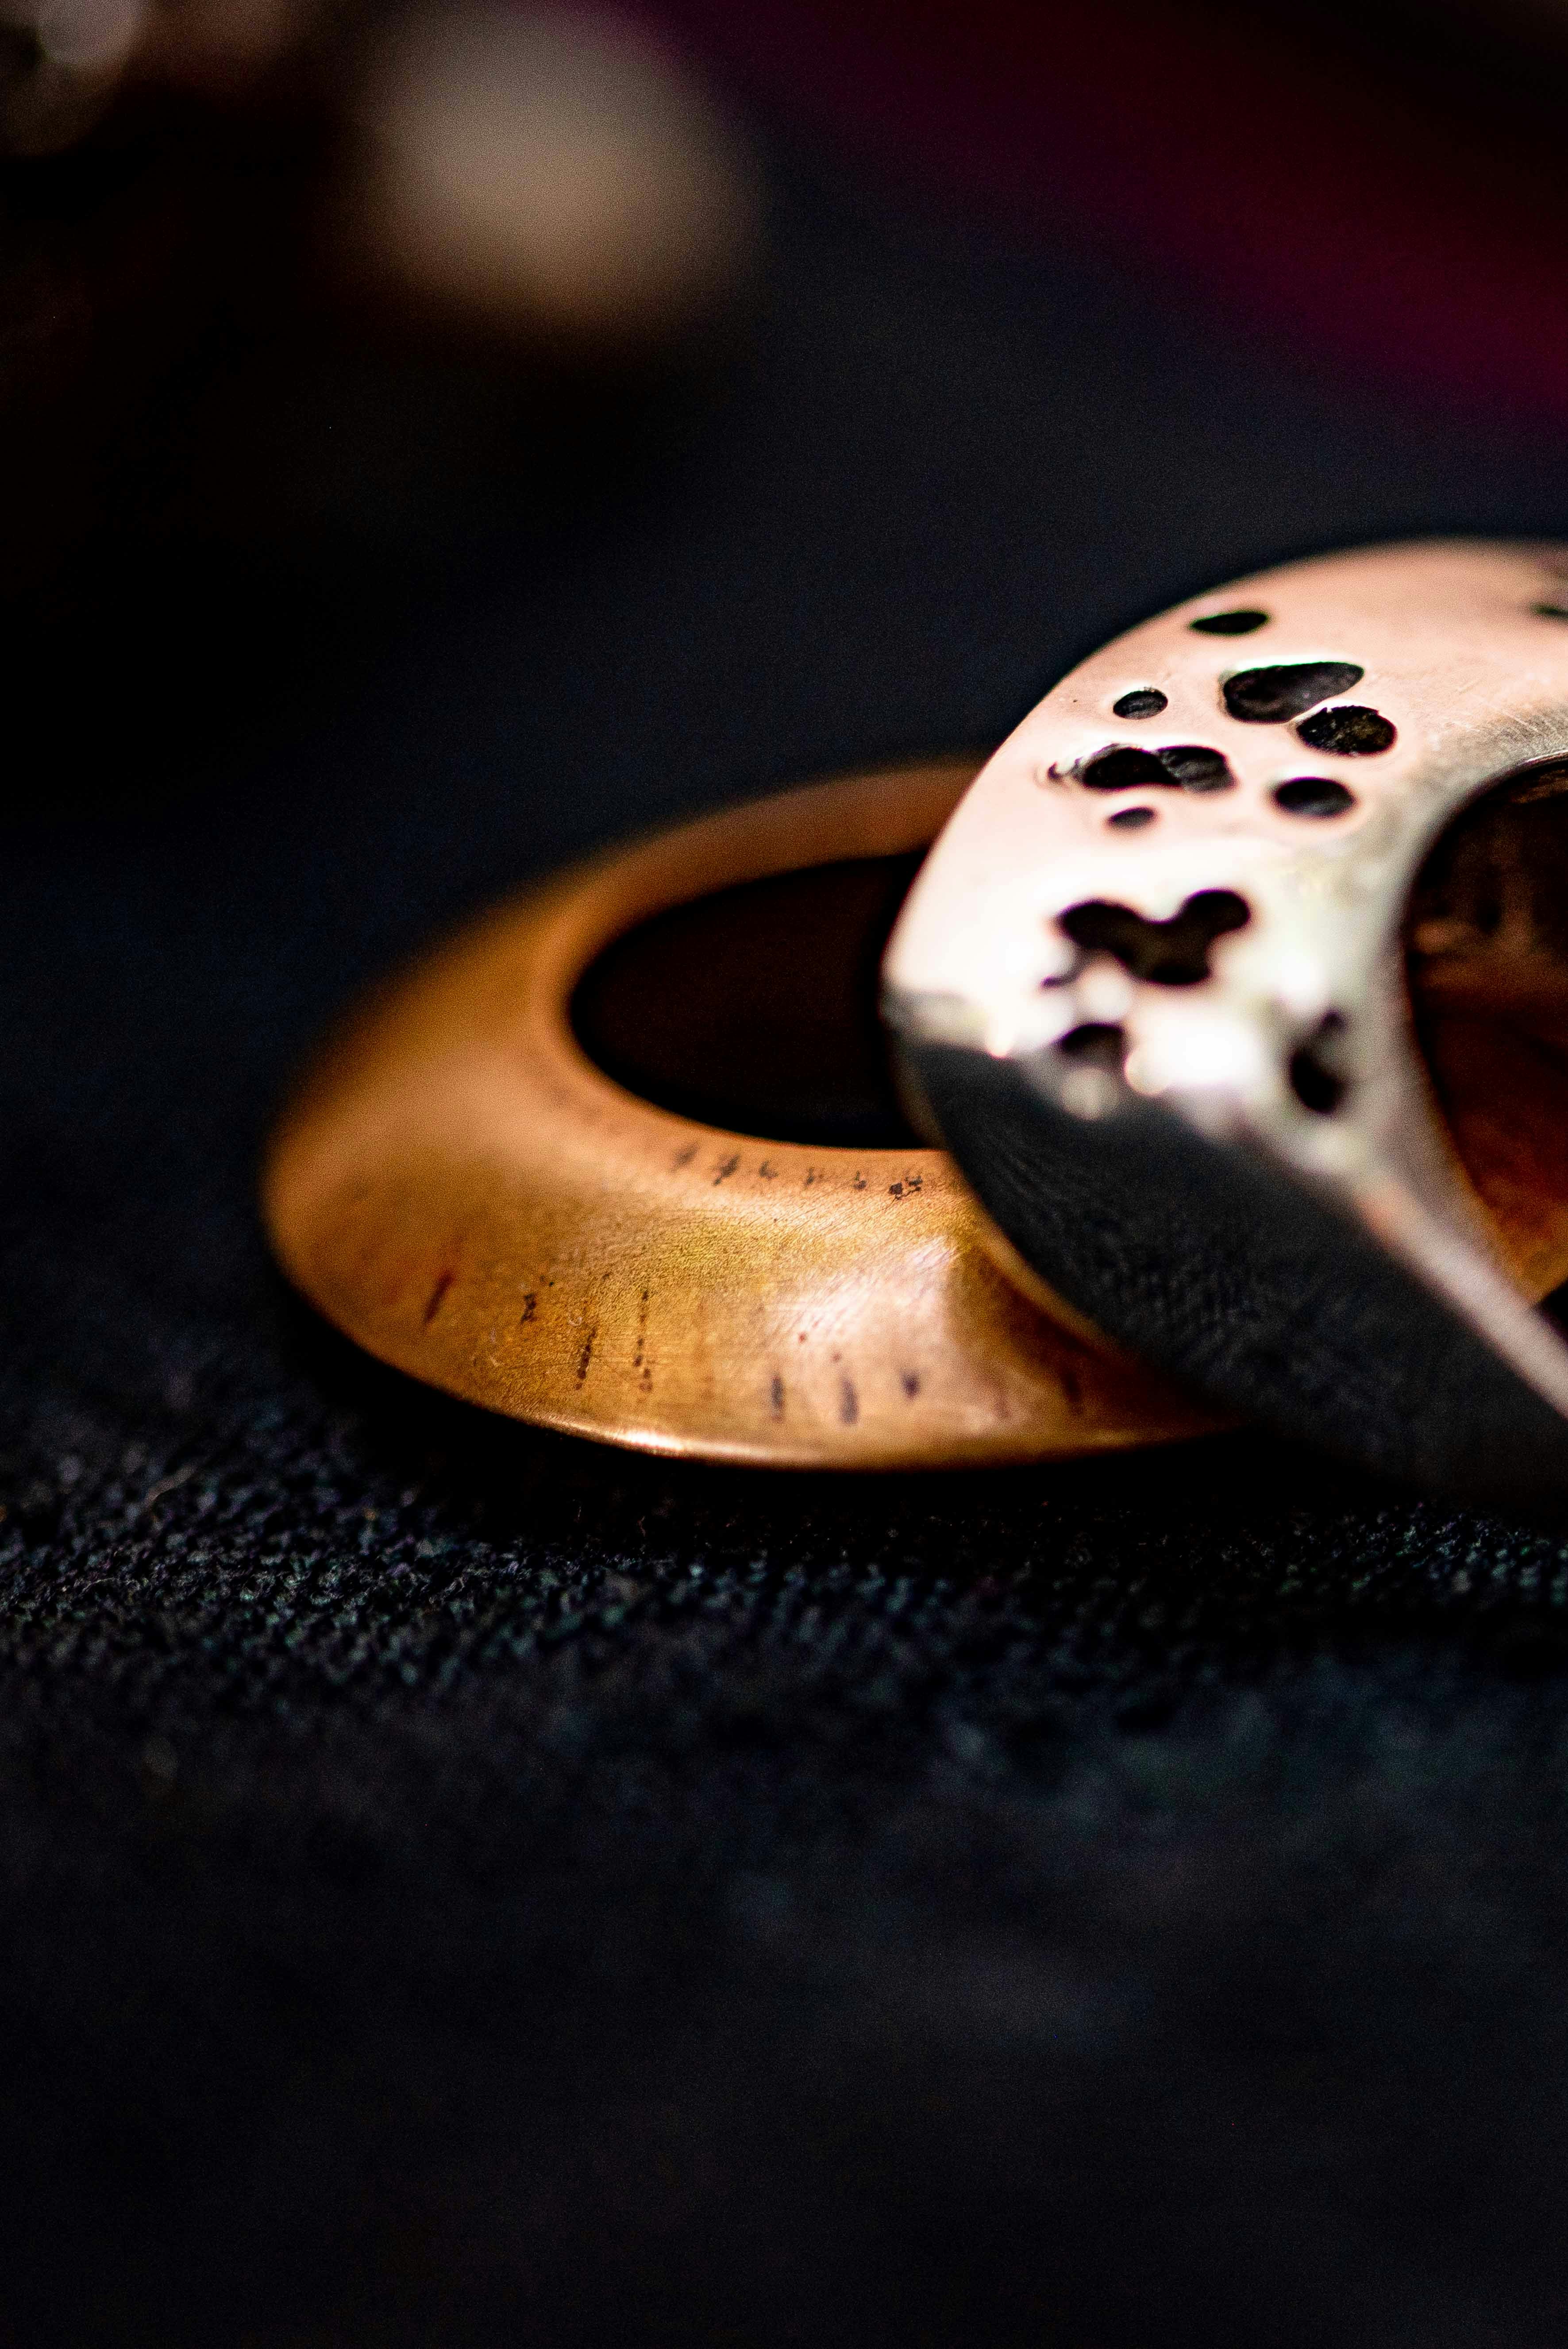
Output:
262,759,1214,1467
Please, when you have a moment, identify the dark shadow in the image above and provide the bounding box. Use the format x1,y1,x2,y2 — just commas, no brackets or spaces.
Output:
571,850,926,1146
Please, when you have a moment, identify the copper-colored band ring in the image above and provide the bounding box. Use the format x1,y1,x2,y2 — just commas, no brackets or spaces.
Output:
262,760,1211,1467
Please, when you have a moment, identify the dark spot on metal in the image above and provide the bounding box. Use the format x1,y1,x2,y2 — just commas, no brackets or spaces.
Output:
1059,889,1250,987
839,1377,859,1425
758,1160,778,1178
520,1293,537,1323
1289,1013,1348,1115
1080,745,1168,792
1082,742,1234,794
1190,608,1270,636
1108,806,1156,831
1159,744,1235,792
672,1142,697,1169
576,1331,595,1383
1223,661,1364,723
888,1181,903,1197
422,1269,455,1325
901,1370,920,1398
770,1375,785,1419
1275,776,1357,818
712,1153,740,1185
1113,688,1167,718
1534,602,1568,620
1296,704,1396,756
1057,1022,1126,1068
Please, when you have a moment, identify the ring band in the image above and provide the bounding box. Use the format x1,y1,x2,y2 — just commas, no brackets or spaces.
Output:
263,760,1212,1467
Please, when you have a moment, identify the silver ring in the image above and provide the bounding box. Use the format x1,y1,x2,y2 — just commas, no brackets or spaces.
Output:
885,540,1568,1498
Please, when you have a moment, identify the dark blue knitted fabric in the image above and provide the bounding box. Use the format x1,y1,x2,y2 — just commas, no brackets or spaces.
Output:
7,141,1568,2348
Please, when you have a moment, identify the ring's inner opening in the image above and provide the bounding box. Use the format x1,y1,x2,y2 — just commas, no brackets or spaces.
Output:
571,852,927,1147
572,782,1568,1261
1407,755,1568,1306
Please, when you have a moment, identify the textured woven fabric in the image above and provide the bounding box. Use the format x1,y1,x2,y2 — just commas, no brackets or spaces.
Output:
7,145,1568,2347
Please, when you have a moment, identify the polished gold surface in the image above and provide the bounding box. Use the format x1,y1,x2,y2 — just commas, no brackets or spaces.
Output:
263,760,1216,1467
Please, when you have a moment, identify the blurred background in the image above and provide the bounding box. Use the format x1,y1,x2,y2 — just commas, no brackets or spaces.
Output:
14,6,1568,2345
10,0,1568,815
